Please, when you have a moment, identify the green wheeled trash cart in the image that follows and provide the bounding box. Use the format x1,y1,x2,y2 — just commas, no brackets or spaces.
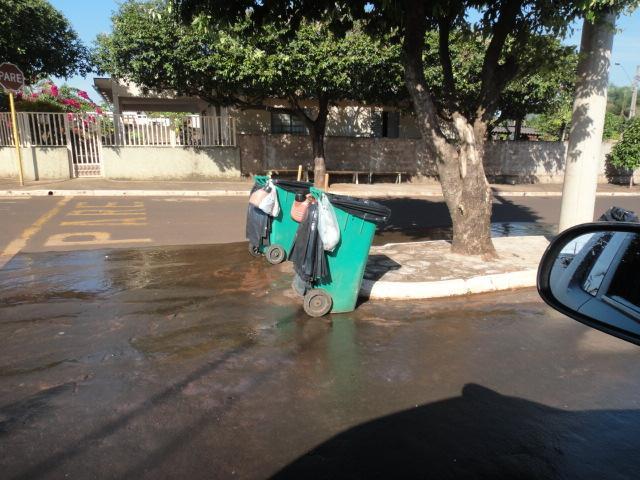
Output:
247,176,312,265
292,188,391,317
247,175,270,258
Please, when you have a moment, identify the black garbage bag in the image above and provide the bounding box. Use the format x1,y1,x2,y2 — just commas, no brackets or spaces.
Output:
272,179,313,196
289,203,329,283
245,182,272,248
326,193,391,226
598,207,639,223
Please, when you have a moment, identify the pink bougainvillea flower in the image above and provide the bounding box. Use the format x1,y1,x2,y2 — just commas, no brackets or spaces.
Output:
50,85,59,97
31,93,39,99
78,90,89,100
67,112,74,121
95,107,103,115
16,91,23,100
61,98,82,110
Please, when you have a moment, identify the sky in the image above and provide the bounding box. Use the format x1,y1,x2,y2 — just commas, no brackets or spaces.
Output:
49,0,640,104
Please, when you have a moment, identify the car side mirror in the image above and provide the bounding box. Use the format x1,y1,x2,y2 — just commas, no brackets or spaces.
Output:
537,222,640,346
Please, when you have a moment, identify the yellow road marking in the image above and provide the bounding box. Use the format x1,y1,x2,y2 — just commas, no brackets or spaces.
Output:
44,231,151,247
63,200,148,225
67,211,146,216
75,201,144,208
61,217,148,226
0,196,73,269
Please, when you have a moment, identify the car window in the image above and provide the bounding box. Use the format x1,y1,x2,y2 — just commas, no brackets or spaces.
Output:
581,233,619,296
606,233,640,310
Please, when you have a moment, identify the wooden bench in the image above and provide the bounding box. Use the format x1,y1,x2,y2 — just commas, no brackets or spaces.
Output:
267,168,310,182
327,170,405,184
267,168,406,185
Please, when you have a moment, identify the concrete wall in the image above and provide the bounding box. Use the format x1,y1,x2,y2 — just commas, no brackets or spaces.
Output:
102,146,240,180
0,146,72,181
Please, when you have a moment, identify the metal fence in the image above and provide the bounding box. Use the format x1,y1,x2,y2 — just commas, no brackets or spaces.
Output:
0,112,237,148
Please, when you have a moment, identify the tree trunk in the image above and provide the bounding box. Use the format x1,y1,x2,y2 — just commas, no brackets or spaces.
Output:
559,122,567,141
311,124,326,188
440,118,496,257
402,3,495,257
307,96,329,188
514,117,523,140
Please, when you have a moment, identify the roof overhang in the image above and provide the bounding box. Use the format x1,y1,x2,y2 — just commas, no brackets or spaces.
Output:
93,77,206,113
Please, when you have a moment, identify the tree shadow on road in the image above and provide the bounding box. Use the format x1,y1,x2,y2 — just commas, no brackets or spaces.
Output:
273,383,640,480
374,196,545,244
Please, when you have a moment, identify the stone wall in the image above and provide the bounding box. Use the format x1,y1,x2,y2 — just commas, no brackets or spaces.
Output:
238,135,639,184
239,134,432,174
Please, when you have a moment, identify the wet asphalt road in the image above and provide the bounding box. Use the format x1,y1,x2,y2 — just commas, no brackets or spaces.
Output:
2,196,640,256
1,242,640,479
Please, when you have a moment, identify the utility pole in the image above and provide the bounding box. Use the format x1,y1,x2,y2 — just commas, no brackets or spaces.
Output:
630,65,639,119
558,12,616,232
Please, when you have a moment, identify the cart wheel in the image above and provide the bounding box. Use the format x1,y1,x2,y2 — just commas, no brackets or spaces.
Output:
265,244,286,264
248,243,262,257
303,289,333,317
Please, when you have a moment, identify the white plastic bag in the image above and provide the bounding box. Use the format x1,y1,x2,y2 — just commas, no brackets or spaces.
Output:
318,194,340,251
258,181,280,217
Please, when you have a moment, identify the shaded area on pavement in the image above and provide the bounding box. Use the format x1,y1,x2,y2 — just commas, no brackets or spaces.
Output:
1,242,640,479
275,384,640,480
374,195,640,244
375,195,551,244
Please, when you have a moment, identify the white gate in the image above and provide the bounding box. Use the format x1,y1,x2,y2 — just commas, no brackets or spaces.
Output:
67,114,102,177
0,112,104,177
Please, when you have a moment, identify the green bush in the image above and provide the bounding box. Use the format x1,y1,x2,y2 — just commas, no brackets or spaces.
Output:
609,118,640,186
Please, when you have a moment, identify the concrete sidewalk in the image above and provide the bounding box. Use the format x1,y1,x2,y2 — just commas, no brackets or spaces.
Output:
361,236,549,300
1,177,639,197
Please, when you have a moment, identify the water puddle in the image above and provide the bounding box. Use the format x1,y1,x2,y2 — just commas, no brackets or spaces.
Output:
374,221,556,245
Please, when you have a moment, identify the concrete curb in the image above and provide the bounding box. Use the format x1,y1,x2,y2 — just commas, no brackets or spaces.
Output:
0,189,250,197
332,190,640,198
1,189,639,198
360,268,537,300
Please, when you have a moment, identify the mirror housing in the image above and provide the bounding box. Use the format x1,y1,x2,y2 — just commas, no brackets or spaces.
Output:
537,222,640,346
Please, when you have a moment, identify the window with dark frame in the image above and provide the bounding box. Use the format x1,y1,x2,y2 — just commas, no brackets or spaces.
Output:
373,110,400,138
271,112,308,134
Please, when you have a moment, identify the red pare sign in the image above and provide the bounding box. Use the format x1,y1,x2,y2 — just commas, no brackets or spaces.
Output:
0,63,25,91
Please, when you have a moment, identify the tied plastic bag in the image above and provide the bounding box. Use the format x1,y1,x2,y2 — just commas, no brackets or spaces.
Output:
258,181,280,217
291,193,311,222
249,187,268,207
318,194,340,251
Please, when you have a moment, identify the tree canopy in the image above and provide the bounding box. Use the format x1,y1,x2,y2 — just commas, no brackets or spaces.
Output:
420,29,578,126
0,0,91,80
94,0,403,107
94,0,404,184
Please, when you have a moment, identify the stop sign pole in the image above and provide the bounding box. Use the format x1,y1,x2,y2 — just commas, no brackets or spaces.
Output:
0,62,26,186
